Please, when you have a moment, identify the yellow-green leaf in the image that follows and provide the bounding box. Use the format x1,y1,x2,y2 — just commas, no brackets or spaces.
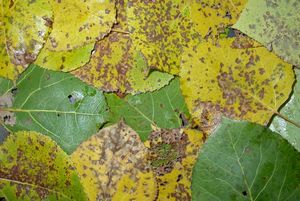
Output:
71,121,157,201
145,128,203,201
180,38,294,132
46,0,116,51
35,43,94,71
0,0,53,79
0,131,87,201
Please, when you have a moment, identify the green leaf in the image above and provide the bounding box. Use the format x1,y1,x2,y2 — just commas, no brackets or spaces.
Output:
0,131,87,201
270,69,300,152
233,0,300,67
0,0,53,79
0,65,109,154
105,78,189,140
192,118,300,201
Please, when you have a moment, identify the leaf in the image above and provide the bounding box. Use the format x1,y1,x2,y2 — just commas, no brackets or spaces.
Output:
34,43,94,71
190,0,247,41
145,128,203,201
46,0,116,51
0,0,53,79
0,131,87,201
0,65,109,154
191,118,300,201
126,0,201,75
72,1,173,94
71,121,157,201
270,69,300,152
180,38,294,132
233,0,300,67
105,78,189,141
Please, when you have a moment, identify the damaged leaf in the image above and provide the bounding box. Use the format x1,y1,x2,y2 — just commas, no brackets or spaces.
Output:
145,128,203,201
72,0,173,94
71,121,157,201
46,0,116,51
0,0,53,79
0,131,87,200
270,69,300,152
233,0,300,67
0,77,15,126
0,65,109,154
192,118,300,201
105,78,189,141
180,38,294,132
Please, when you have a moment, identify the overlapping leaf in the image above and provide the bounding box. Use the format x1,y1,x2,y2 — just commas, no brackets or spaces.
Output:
72,0,173,94
71,122,157,201
0,131,87,200
233,0,300,67
180,38,294,132
0,0,53,79
146,128,203,200
270,69,300,152
105,78,189,141
0,65,109,154
192,119,300,201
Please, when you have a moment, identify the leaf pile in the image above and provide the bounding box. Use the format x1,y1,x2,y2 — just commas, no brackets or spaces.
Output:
0,0,300,200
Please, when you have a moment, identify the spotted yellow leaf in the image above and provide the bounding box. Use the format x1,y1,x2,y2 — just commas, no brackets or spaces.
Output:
46,0,116,51
146,128,203,200
0,131,87,200
72,0,173,94
180,38,294,133
71,121,157,201
0,0,53,79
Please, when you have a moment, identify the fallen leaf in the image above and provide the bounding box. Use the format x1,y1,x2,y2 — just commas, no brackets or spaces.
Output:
146,128,203,201
180,38,294,132
72,0,173,94
0,131,87,200
71,121,157,201
192,118,300,201
0,65,109,154
233,0,300,67
270,69,300,152
0,0,53,79
105,78,189,141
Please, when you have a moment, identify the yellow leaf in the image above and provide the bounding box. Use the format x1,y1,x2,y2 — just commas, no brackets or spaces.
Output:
190,0,247,40
71,121,157,201
46,0,116,51
0,0,53,79
146,128,203,200
180,38,294,132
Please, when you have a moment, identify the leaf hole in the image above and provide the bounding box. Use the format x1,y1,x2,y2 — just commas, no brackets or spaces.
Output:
68,95,76,104
0,197,6,201
242,191,247,196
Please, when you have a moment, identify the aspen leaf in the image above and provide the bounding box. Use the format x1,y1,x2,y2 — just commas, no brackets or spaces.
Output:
71,122,157,201
146,128,203,201
0,0,53,79
233,0,300,67
180,38,294,132
0,131,87,201
192,119,300,201
0,65,109,154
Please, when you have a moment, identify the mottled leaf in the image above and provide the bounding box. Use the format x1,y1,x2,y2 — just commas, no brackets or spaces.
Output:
105,78,189,141
0,65,109,154
180,38,294,132
270,69,300,152
35,43,94,71
71,121,157,201
192,119,300,201
233,0,300,67
0,131,87,200
190,0,246,41
127,0,201,75
0,0,53,79
145,128,203,200
72,0,173,94
46,0,116,51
